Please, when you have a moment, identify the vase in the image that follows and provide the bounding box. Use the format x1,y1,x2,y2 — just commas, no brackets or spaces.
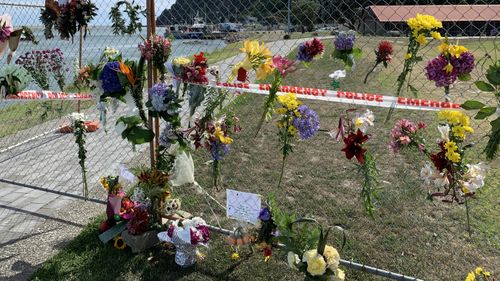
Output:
175,244,197,268
108,194,122,215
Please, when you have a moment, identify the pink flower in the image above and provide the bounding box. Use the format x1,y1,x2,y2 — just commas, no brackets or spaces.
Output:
399,136,411,145
272,55,296,77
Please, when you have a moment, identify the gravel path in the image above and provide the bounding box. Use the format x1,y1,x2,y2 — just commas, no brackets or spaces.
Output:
0,37,313,280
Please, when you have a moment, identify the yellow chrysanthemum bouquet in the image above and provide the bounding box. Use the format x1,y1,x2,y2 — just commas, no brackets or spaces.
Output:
388,13,443,120
464,267,494,281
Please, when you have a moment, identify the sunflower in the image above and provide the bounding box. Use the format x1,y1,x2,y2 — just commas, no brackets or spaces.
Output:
113,235,127,250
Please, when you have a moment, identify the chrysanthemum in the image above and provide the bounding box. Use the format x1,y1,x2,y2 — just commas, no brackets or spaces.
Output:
292,105,319,140
297,38,325,62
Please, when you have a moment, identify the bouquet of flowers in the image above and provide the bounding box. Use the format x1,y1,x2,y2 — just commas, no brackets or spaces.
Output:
276,93,319,187
232,40,273,82
183,52,209,117
186,114,241,189
0,14,13,58
334,109,379,216
1,14,38,63
389,110,488,236
134,167,172,225
253,206,278,262
254,38,323,137
389,13,442,120
465,267,494,281
15,49,68,91
100,175,125,218
425,40,475,101
138,34,172,76
332,31,362,69
364,40,394,83
40,0,98,41
157,217,210,267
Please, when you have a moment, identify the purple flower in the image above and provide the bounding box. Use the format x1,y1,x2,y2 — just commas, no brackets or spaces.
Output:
334,32,356,51
149,83,176,112
99,61,123,93
0,18,13,43
425,55,456,87
296,38,325,62
197,225,210,243
210,142,230,161
258,207,271,221
451,51,475,76
159,123,174,148
292,105,320,140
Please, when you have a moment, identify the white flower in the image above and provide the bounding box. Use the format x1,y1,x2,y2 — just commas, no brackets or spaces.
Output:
182,217,206,229
462,176,485,193
302,249,318,263
70,112,85,123
437,124,450,142
333,268,345,281
103,47,119,60
466,163,489,178
328,70,346,80
287,251,300,269
433,172,450,187
353,109,375,133
420,162,435,185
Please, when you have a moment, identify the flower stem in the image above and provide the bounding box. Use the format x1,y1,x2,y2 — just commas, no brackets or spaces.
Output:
444,85,451,102
278,156,286,188
363,62,379,84
255,72,281,137
465,196,472,238
213,159,221,191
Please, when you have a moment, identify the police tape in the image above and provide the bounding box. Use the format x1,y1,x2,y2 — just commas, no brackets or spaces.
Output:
213,82,461,111
5,83,461,112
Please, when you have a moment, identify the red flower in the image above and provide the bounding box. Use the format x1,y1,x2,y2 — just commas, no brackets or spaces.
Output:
263,246,272,261
376,40,393,63
194,52,207,64
417,121,426,129
341,129,370,164
237,67,247,82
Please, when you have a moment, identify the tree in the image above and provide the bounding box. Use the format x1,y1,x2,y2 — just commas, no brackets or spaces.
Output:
291,0,321,31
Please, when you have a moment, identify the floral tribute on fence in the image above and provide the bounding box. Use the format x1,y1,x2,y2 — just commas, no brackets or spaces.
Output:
332,31,362,69
139,34,172,76
363,40,393,83
389,110,489,236
1,14,38,64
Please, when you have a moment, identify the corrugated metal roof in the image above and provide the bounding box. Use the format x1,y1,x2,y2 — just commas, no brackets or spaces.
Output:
368,5,500,22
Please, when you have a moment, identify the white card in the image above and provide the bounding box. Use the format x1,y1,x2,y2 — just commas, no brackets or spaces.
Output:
226,189,261,224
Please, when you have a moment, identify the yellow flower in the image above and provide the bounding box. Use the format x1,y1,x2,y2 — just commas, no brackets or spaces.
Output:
173,57,191,66
275,108,286,115
443,63,454,74
231,252,240,261
416,34,427,45
444,141,458,152
334,268,346,281
438,110,471,127
100,177,109,191
306,254,327,276
256,59,274,80
452,125,474,140
323,245,340,269
113,235,127,250
407,14,442,32
277,93,301,110
405,53,412,60
288,125,297,136
302,249,318,262
241,40,272,58
438,42,449,54
446,150,461,163
214,127,233,144
465,271,475,281
449,45,468,58
431,31,443,40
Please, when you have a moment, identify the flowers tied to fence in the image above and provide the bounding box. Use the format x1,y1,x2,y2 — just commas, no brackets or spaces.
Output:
388,13,443,120
332,31,362,69
71,112,88,199
138,34,172,76
15,49,68,91
425,40,475,101
276,93,319,187
333,109,379,216
0,65,31,96
363,40,394,83
40,0,98,40
389,110,488,236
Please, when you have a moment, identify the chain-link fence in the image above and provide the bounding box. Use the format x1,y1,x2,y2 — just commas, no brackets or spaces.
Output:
0,0,498,280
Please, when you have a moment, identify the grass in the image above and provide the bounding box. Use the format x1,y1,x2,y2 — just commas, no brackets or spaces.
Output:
31,36,499,281
0,100,94,138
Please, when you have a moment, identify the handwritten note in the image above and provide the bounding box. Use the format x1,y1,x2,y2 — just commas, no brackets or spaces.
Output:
226,189,261,224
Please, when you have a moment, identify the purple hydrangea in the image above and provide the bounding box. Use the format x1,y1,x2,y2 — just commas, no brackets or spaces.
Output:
425,55,456,87
149,83,176,112
159,123,174,148
293,105,320,140
334,31,356,51
99,61,123,93
451,51,475,76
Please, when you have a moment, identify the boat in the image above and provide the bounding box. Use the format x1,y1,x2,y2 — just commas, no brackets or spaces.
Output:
166,13,207,40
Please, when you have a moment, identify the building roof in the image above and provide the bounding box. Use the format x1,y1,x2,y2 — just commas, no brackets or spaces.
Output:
367,5,500,22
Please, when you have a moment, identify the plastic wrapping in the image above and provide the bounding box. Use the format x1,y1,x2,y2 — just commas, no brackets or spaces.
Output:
170,151,195,187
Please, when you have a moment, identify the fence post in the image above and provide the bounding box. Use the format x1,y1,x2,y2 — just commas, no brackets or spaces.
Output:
146,0,156,168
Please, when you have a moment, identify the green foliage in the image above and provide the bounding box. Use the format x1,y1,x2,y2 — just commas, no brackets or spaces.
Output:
116,116,154,145
0,65,31,95
475,107,497,120
475,81,495,92
461,100,485,110
73,119,88,199
110,1,144,35
356,151,379,217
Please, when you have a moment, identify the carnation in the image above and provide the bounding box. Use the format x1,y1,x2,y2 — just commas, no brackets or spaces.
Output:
306,254,327,276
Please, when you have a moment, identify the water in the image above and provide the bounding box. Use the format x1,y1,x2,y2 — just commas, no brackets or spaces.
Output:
1,26,227,91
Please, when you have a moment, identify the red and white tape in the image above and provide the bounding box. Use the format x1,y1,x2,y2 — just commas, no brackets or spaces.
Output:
4,90,93,100
214,82,461,111
4,83,461,112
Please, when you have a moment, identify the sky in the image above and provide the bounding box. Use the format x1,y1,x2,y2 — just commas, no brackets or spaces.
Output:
1,0,175,26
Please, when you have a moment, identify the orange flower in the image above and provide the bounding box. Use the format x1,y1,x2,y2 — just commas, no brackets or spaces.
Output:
119,62,136,86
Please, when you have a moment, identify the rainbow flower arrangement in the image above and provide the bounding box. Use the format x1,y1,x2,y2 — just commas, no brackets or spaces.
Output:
275,93,319,187
334,109,379,215
138,34,172,76
425,40,475,101
332,31,362,69
390,110,488,236
389,13,442,120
